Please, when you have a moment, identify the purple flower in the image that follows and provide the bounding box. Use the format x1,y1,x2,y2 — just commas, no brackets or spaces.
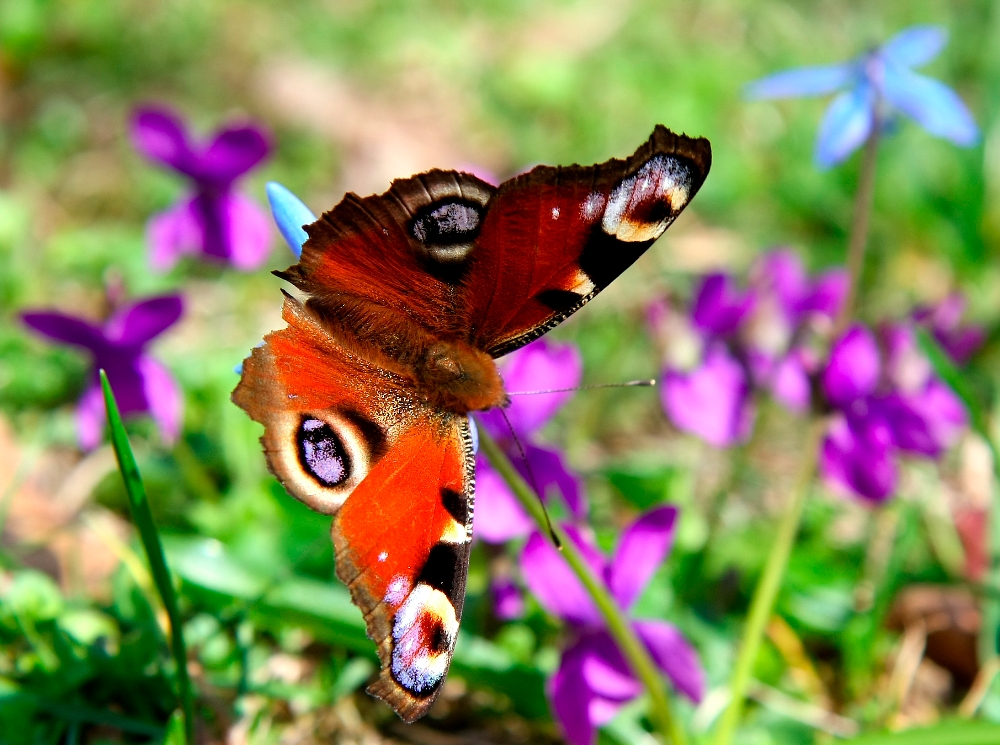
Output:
520,506,704,745
743,250,848,411
818,323,967,502
22,295,184,450
473,339,586,543
131,106,272,271
661,344,754,447
747,25,979,167
913,293,986,365
651,276,756,447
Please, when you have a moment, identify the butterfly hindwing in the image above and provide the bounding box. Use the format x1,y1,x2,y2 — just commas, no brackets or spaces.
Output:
233,295,475,719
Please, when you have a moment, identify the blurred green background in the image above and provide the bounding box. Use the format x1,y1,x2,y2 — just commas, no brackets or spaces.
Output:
2,1,1000,743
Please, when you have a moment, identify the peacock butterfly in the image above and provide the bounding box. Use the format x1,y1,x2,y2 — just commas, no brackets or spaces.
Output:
232,125,711,721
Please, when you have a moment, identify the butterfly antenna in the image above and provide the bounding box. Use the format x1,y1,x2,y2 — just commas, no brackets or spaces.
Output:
499,408,561,549
507,379,657,396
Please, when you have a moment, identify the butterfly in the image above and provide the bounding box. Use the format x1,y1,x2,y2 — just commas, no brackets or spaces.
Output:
232,125,711,722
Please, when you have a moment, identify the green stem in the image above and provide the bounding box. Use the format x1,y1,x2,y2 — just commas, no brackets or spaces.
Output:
712,420,823,745
100,371,195,745
979,436,1000,668
477,427,687,745
834,125,880,335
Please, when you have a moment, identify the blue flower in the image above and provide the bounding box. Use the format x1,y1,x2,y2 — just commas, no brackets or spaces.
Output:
746,25,979,168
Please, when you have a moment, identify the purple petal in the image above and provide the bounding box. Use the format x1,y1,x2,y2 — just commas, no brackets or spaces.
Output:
882,323,932,393
881,66,979,146
772,352,811,413
884,380,966,456
803,270,849,319
76,383,106,451
549,640,600,745
223,193,273,270
661,346,754,447
98,357,149,417
104,295,183,347
633,619,705,703
752,249,808,315
472,456,534,543
914,294,985,365
525,443,586,519
497,339,583,436
815,83,876,168
138,356,182,445
822,324,881,406
580,632,643,704
198,125,271,185
939,326,985,366
520,527,603,626
130,107,192,173
745,64,854,99
692,273,754,336
491,576,525,620
819,411,897,502
881,26,947,69
146,199,202,271
607,505,677,611
21,312,106,351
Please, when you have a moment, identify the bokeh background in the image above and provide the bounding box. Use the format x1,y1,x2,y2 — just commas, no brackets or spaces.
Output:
2,1,1000,743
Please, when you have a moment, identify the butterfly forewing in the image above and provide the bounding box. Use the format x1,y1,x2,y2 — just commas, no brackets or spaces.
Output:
462,125,711,356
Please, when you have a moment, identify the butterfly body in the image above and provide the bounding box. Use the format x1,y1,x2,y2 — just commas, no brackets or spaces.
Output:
234,126,710,721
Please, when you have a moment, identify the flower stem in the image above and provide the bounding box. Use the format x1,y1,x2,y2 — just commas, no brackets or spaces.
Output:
477,426,687,745
712,420,824,745
834,126,880,335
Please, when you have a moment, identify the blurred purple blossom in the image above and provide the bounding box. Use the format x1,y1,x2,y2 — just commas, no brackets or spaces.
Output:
473,339,586,543
131,106,272,271
491,576,526,621
746,25,979,167
22,295,184,450
649,250,846,444
818,323,967,502
520,506,704,745
913,293,986,365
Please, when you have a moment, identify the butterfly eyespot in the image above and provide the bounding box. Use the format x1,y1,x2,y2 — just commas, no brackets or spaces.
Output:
390,584,458,697
298,418,350,487
601,154,695,242
410,200,482,267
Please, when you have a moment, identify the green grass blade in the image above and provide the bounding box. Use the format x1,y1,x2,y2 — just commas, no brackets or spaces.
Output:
100,370,194,745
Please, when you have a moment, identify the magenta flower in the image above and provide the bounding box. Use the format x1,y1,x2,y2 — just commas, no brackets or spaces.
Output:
913,293,985,365
22,295,184,450
473,339,586,543
131,106,272,271
649,275,756,447
819,323,966,502
743,250,848,411
520,506,704,745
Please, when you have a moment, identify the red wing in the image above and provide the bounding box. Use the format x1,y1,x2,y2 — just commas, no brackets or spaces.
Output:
232,295,475,721
462,126,711,356
275,126,709,361
334,415,475,721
